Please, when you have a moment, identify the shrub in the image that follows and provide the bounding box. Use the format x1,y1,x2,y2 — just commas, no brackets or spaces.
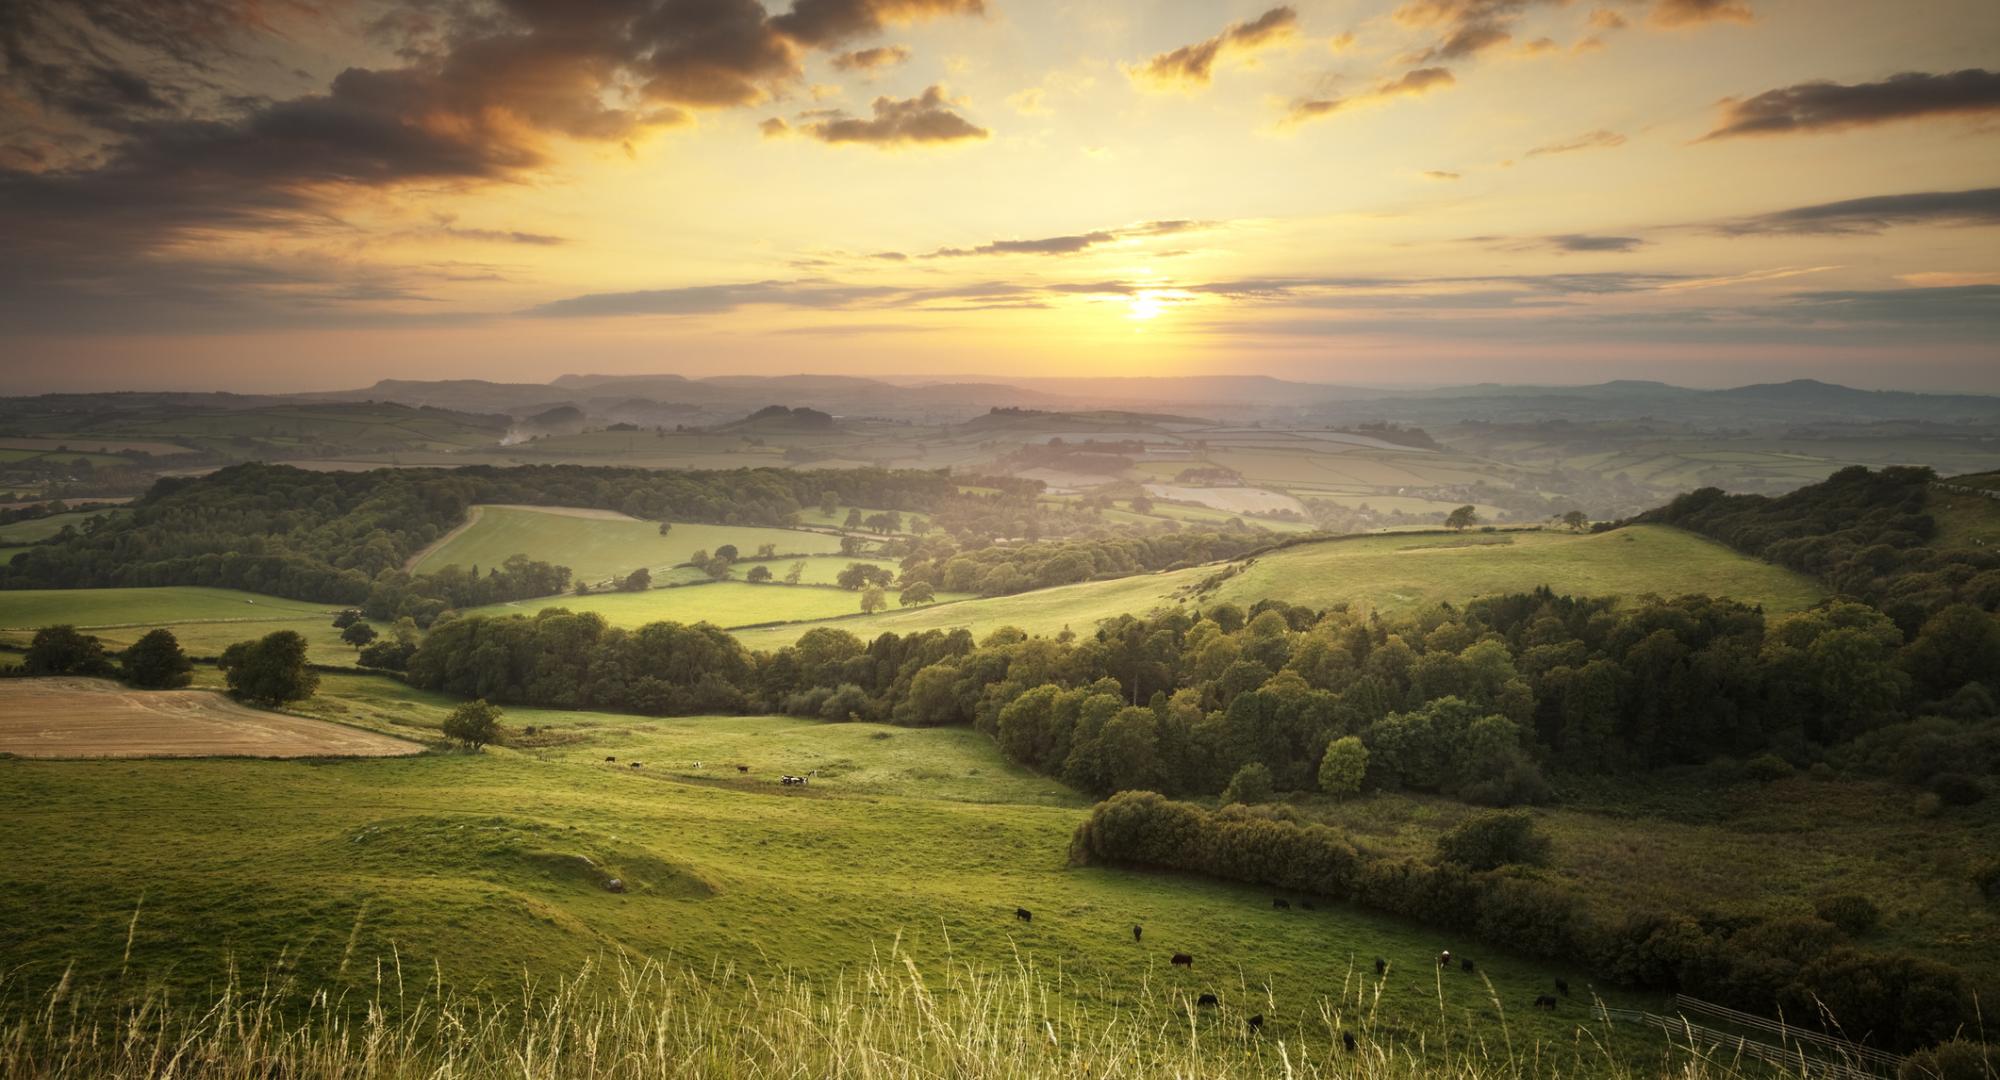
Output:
1222,762,1274,805
1435,810,1551,871
1318,736,1368,798
1813,894,1882,937
1744,753,1795,782
219,630,318,705
22,625,113,677
1929,772,1986,806
1899,1040,1995,1080
1973,860,2000,903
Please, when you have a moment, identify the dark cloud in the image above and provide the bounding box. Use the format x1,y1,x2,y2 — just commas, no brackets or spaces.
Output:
831,45,912,71
1394,0,1553,63
1526,128,1626,155
926,219,1211,257
797,85,987,146
772,0,982,48
1649,0,1752,28
1423,169,1462,180
1130,7,1298,90
1547,234,1645,253
1287,66,1454,124
1702,69,2000,140
1715,187,2000,235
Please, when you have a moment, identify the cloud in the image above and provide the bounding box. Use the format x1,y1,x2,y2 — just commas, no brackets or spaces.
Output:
1287,66,1454,124
925,219,1211,258
1544,234,1646,253
1423,170,1462,180
1393,0,1558,63
772,0,984,48
1526,129,1626,156
527,279,903,318
1715,187,2000,235
796,85,988,146
1129,7,1300,91
1778,285,2000,328
442,227,567,246
1649,0,1753,28
831,45,912,72
1701,69,2000,139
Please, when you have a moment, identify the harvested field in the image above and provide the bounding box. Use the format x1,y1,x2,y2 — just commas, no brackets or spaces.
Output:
0,678,425,759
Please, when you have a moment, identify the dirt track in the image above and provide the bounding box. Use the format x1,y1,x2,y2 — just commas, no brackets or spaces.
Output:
0,678,425,759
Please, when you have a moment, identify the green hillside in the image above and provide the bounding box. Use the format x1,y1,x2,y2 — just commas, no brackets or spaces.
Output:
0,586,343,656
411,505,850,586
735,525,1825,649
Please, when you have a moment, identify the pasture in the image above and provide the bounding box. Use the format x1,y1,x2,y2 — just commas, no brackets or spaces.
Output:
0,586,346,657
734,525,1825,650
0,671,1644,1057
0,508,123,545
0,677,424,759
464,579,940,629
410,505,848,585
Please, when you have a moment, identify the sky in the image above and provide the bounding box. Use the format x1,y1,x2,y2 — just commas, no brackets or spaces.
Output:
1,0,1996,393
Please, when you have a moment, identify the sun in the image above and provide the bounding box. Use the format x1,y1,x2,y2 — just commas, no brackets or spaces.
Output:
1127,291,1167,321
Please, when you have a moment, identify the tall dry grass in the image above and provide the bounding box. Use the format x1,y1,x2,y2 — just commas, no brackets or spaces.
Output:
0,947,1855,1079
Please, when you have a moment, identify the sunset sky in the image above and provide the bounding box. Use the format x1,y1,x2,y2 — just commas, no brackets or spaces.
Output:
1,0,1995,392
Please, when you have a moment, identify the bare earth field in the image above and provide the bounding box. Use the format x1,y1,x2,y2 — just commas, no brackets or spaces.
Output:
0,678,425,759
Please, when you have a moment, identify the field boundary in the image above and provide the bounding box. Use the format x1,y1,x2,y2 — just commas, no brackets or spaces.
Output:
403,504,485,571
1591,1002,1900,1079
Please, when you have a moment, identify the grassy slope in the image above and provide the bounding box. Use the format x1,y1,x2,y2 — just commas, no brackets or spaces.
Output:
413,506,846,585
0,586,346,657
0,672,1643,1054
0,509,121,544
467,581,899,628
735,526,1826,650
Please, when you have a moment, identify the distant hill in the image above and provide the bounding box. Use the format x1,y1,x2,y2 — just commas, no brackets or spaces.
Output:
715,405,837,432
960,407,1212,430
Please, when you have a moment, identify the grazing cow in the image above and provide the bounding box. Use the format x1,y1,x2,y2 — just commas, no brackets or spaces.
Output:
1015,907,1032,923
781,775,808,786
1461,958,1475,974
1272,898,1290,910
1437,950,1451,967
1171,953,1193,968
1374,957,1387,976
737,764,749,773
1342,1032,1357,1053
1300,899,1316,911
605,756,616,762
1246,1015,1264,1034
1534,995,1557,1011
1132,925,1143,943
1196,993,1219,1007
1555,978,1570,997
630,762,642,769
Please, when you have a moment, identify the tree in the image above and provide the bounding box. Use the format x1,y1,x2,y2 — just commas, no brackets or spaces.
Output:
120,628,192,689
784,561,806,585
442,699,503,750
341,622,379,649
843,508,865,529
704,555,734,579
23,625,113,677
899,582,936,606
574,580,592,595
1445,505,1479,531
1318,736,1368,798
1434,810,1550,870
746,565,773,583
1561,510,1588,532
836,562,893,590
1130,494,1154,515
1222,762,1275,804
332,609,363,629
820,492,839,516
688,549,709,566
220,630,318,705
714,544,740,561
622,567,653,592
861,585,888,614
756,543,778,558
657,522,672,536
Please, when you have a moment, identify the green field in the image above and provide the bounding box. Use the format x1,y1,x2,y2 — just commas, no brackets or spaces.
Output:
0,671,1649,1057
0,586,348,657
0,509,122,544
466,581,916,628
735,525,1826,650
412,505,849,586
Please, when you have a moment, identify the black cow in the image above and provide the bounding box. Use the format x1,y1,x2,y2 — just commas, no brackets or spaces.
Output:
1171,952,1193,968
605,756,616,762
630,762,642,769
1461,958,1475,974
1196,993,1218,1007
1272,898,1290,910
1015,907,1032,922
1132,925,1143,943
1534,995,1557,1011
1342,1032,1357,1053
1555,978,1570,997
737,764,749,773
1374,957,1387,976
1246,1015,1264,1034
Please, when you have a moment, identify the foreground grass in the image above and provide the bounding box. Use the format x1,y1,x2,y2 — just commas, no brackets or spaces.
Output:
0,952,1820,1080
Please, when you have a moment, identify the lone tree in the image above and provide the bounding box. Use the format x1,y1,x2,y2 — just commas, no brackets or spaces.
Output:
784,561,806,584
860,585,888,614
843,508,865,529
899,582,936,606
622,567,653,592
341,622,379,649
219,630,318,706
1318,736,1368,799
746,564,773,583
1222,762,1275,804
23,625,113,677
1130,494,1154,515
442,699,503,750
1445,505,1479,531
121,628,192,689
657,521,672,536
1561,510,1588,532
331,609,363,629
714,544,740,561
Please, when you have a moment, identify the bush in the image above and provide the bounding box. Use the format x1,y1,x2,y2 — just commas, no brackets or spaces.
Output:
442,699,503,750
1813,894,1882,937
1745,753,1795,782
1930,772,1986,806
1899,1040,1994,1080
1318,736,1367,798
22,625,113,677
1222,762,1274,804
1973,860,2000,903
219,630,318,705
1435,810,1551,871
120,628,192,689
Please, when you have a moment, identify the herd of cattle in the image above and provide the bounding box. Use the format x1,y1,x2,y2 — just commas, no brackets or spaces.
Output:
603,756,813,786
1010,904,1576,1039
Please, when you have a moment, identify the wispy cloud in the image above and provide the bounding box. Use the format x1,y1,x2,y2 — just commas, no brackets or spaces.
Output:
1129,7,1300,91
1701,69,2000,139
